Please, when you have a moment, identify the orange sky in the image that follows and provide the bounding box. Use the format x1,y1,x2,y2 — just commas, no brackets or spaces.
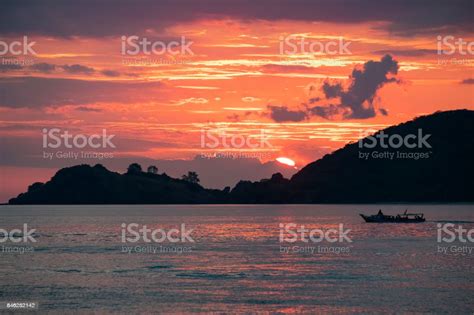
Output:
0,4,473,201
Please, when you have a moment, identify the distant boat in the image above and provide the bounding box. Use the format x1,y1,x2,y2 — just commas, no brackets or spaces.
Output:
360,209,425,223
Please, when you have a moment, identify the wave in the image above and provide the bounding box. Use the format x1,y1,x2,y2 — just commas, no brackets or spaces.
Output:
175,271,246,279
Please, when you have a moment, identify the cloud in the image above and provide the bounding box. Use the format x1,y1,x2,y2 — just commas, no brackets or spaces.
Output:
0,77,163,108
30,62,56,73
318,54,399,119
0,64,23,72
0,1,471,37
308,104,341,119
227,113,241,122
75,106,102,112
241,96,260,102
226,110,253,121
261,64,316,74
322,82,343,99
461,78,474,84
101,69,121,77
267,105,307,122
308,97,320,104
267,55,399,121
372,49,438,57
61,64,95,74
0,62,126,78
174,97,209,105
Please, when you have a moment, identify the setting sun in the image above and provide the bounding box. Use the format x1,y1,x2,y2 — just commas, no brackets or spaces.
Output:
276,157,296,167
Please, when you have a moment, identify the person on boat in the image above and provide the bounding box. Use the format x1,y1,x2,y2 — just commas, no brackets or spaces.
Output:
377,209,383,216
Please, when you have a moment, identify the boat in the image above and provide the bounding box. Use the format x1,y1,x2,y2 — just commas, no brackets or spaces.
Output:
360,209,425,223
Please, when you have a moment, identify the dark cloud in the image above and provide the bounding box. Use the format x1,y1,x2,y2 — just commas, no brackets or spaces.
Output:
101,70,121,77
0,0,471,37
461,78,474,84
0,62,125,78
267,55,399,121
267,105,307,122
125,73,140,78
308,104,340,119
0,77,163,108
308,97,320,104
75,106,102,112
261,64,316,73
0,62,127,78
306,54,399,119
61,64,95,74
322,82,343,99
226,111,254,122
379,108,388,116
29,62,56,73
226,113,240,122
372,49,438,57
0,64,23,72
322,54,399,119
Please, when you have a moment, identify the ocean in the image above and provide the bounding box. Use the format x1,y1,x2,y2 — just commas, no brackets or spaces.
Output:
0,204,473,313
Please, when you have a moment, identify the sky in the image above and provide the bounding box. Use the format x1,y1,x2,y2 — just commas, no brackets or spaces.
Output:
0,0,473,202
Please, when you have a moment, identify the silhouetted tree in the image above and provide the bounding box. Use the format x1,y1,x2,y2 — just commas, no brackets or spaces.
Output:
28,182,44,192
182,171,200,184
147,165,158,174
271,173,284,181
127,163,142,174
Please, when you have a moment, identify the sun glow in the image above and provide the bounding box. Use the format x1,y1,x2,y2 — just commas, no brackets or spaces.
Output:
276,157,296,167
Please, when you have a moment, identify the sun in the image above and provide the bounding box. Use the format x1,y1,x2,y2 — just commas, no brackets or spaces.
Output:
276,157,296,167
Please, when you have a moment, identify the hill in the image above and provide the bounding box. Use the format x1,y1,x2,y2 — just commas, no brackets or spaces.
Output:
227,109,474,203
9,164,226,204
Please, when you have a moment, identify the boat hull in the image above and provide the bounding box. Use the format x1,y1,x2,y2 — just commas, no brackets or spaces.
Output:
360,214,425,223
